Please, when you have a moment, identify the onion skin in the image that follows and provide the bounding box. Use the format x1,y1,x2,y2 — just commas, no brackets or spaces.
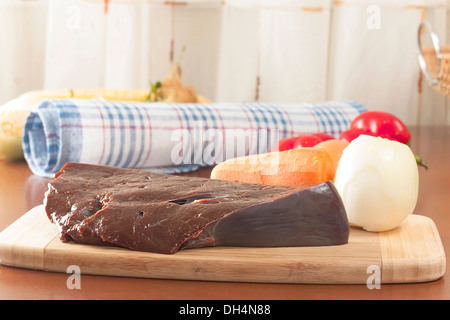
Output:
334,135,419,232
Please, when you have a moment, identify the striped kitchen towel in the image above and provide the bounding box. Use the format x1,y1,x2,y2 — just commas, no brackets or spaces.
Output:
22,99,367,177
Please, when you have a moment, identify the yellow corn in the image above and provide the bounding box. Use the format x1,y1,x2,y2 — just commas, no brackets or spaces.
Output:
0,88,209,161
71,88,152,102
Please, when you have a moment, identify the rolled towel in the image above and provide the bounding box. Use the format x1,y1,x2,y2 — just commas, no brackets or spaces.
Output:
0,89,157,161
22,99,367,177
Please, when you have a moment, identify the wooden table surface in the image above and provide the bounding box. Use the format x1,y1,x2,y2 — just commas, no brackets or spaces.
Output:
0,126,449,300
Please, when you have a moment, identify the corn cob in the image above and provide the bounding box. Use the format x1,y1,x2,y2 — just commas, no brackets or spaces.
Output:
0,88,210,161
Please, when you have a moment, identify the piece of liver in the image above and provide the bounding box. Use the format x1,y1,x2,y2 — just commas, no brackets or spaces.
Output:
44,163,349,254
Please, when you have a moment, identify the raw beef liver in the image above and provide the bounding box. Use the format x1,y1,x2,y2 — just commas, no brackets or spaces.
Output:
44,163,349,254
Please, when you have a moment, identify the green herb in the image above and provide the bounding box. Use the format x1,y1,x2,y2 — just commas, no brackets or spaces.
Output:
147,81,162,102
151,81,162,93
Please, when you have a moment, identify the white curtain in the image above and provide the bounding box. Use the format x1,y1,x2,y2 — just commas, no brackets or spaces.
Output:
327,0,449,125
0,0,47,103
216,0,331,103
1,0,449,125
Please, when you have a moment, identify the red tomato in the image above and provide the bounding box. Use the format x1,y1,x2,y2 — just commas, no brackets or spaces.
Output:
293,135,323,148
270,137,297,152
339,128,376,143
312,132,336,141
349,111,411,144
270,132,335,152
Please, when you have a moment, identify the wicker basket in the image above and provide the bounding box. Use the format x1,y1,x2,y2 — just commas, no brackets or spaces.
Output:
418,21,450,97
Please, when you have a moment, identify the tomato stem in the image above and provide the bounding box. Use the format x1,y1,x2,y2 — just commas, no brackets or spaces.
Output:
415,155,428,170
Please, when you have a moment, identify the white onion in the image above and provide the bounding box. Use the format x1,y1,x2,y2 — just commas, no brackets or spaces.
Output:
334,135,419,232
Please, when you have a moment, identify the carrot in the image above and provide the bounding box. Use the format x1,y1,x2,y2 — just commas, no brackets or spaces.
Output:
210,148,334,187
210,139,350,187
312,139,349,177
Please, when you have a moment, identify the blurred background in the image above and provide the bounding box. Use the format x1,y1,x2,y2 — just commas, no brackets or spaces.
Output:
1,0,449,126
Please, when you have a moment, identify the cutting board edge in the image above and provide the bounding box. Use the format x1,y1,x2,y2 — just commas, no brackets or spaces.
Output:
379,214,446,284
0,206,446,285
0,205,55,270
42,237,378,284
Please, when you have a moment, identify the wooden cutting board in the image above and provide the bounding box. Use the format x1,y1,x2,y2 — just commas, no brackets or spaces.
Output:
0,205,445,284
